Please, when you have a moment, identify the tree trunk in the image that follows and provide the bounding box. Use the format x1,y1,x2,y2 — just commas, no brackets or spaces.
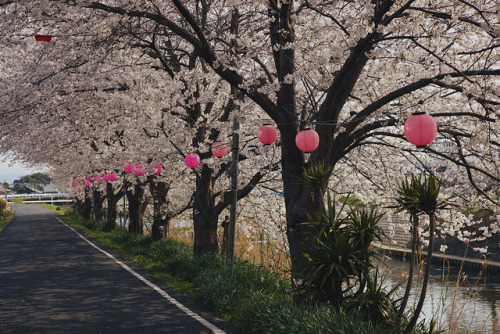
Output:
193,164,219,256
92,187,104,221
75,197,84,216
104,182,122,232
150,180,171,241
127,182,146,235
280,125,329,282
82,188,92,220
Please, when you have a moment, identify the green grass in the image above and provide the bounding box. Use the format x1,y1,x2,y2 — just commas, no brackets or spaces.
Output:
40,203,66,214
0,215,14,233
63,209,430,334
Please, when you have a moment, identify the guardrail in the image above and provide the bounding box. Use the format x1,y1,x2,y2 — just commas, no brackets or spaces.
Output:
6,193,69,199
21,199,73,204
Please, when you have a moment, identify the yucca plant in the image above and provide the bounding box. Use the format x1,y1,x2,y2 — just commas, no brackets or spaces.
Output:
396,174,450,334
346,268,402,328
298,191,387,312
391,176,422,328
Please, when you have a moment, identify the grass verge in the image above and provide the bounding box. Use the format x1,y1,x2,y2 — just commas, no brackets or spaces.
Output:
63,210,431,334
0,215,14,233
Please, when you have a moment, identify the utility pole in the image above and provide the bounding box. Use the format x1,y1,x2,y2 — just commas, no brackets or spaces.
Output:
229,116,239,279
229,7,240,280
123,173,127,240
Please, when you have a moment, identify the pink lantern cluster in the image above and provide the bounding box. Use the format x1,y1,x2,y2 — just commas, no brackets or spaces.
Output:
73,172,118,193
150,165,163,175
103,173,117,182
257,124,320,153
124,162,162,175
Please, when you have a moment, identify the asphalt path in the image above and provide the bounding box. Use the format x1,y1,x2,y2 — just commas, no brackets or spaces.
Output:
0,205,235,334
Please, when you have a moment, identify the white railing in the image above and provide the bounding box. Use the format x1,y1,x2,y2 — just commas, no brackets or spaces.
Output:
6,193,69,199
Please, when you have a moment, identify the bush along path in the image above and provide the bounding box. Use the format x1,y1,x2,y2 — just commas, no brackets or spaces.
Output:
63,210,435,334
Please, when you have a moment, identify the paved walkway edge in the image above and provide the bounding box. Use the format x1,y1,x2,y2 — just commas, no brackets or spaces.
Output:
55,216,226,334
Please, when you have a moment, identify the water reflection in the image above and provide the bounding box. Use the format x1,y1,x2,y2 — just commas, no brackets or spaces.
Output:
376,257,500,333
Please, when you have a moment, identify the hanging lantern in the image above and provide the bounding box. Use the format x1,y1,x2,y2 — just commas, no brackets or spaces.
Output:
296,129,320,152
35,34,53,42
258,125,278,145
211,142,228,158
185,152,200,169
404,112,437,148
152,165,162,175
76,179,82,183
134,170,145,176
95,175,102,182
108,173,117,182
103,174,109,182
77,188,82,193
86,176,93,182
85,181,91,187
124,163,135,174
71,182,76,187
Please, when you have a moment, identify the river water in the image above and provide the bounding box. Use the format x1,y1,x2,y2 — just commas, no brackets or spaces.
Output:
377,257,500,333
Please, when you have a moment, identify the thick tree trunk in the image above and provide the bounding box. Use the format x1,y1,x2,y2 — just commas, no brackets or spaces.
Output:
279,125,330,282
150,180,171,241
193,164,218,256
286,185,326,281
82,189,92,220
127,182,146,235
104,182,122,232
75,197,84,216
92,188,104,221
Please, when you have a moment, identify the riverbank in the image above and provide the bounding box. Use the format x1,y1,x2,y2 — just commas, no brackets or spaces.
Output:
376,244,500,275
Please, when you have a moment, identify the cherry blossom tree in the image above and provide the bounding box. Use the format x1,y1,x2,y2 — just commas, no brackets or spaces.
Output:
1,1,499,281
77,0,500,278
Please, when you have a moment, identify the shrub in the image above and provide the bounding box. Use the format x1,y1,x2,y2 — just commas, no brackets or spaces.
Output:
297,192,385,308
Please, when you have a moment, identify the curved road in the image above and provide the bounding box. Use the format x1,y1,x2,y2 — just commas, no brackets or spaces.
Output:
0,205,235,334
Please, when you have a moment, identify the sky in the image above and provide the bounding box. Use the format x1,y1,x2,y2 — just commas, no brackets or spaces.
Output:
0,154,48,184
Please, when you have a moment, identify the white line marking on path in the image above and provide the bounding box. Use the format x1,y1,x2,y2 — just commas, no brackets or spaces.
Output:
55,216,226,334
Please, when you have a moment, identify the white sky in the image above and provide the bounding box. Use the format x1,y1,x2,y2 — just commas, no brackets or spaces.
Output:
0,154,47,184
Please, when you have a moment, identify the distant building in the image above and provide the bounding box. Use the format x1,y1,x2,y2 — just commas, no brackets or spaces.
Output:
43,184,58,194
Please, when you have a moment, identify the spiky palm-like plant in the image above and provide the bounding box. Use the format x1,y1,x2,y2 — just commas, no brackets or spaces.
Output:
397,174,450,334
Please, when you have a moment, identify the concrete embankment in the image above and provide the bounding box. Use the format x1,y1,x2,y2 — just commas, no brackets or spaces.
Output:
376,244,500,275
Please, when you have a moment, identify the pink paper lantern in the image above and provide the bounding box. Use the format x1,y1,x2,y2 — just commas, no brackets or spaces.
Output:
211,142,228,158
404,112,437,148
85,181,91,187
152,165,162,175
134,170,145,176
124,163,135,174
71,182,76,187
109,173,117,181
86,175,93,182
185,152,200,169
258,125,278,145
103,174,109,182
77,188,82,193
76,179,81,183
95,175,102,182
296,129,320,153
